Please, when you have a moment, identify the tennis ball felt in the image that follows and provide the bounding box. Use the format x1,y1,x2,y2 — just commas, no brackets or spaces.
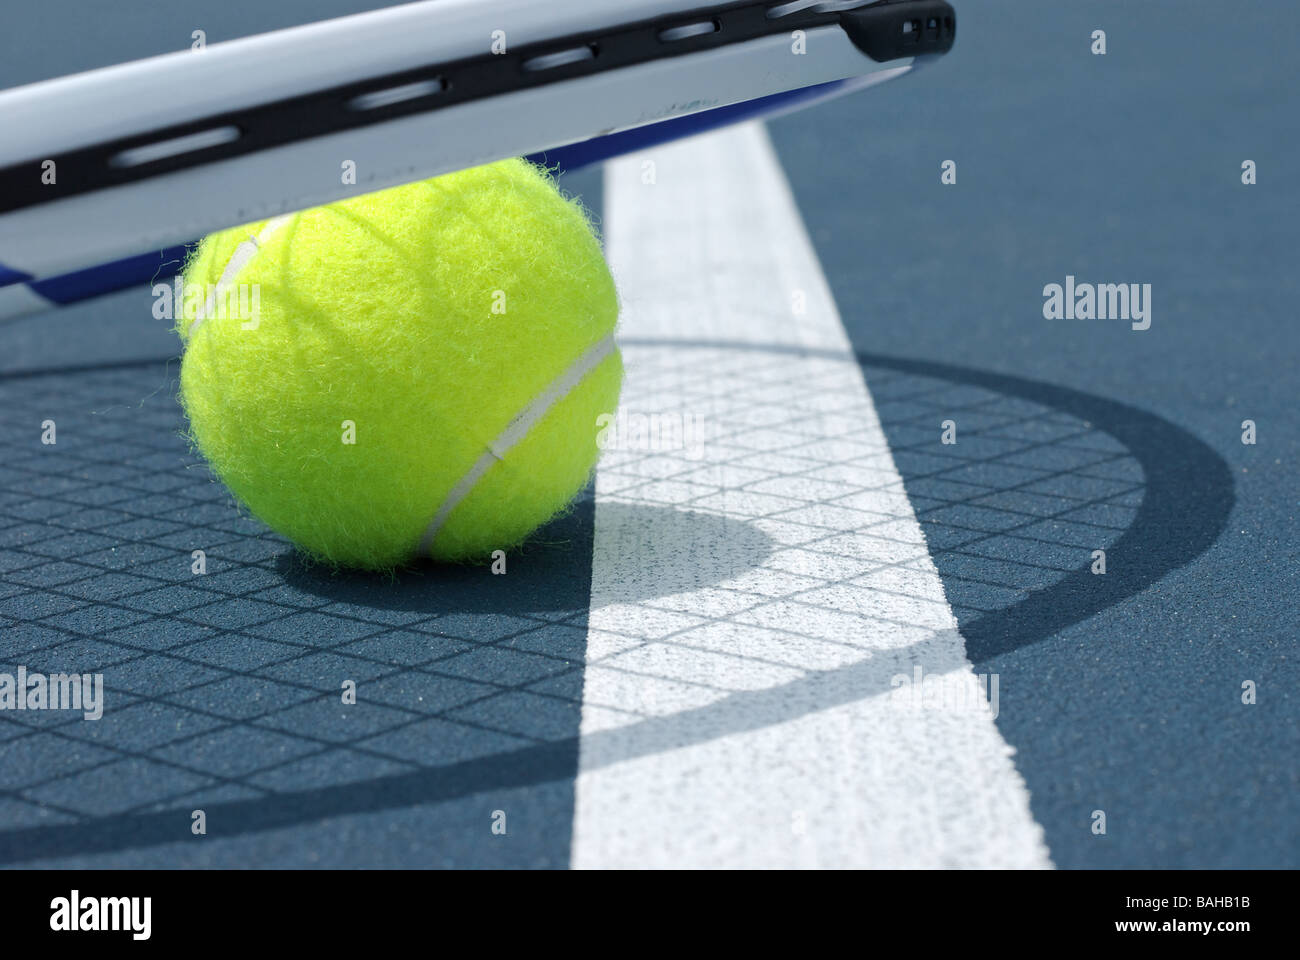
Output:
176,158,622,571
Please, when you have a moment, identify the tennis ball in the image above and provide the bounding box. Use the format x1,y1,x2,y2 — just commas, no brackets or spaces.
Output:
176,158,621,571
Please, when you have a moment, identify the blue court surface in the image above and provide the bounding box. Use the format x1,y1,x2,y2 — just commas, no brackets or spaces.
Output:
0,1,1295,868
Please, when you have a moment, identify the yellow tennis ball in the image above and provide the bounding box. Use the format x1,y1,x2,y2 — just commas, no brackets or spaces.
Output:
176,158,622,570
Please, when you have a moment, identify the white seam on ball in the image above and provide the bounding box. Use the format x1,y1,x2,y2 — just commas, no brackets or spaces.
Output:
417,332,617,558
186,213,293,338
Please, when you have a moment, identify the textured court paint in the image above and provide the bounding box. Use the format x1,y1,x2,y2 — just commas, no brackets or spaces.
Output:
572,123,1051,868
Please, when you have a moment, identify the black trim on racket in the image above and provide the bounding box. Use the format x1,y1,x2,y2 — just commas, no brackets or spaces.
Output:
0,0,954,215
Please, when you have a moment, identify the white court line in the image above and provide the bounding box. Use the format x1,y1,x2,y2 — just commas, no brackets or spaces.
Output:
571,122,1052,868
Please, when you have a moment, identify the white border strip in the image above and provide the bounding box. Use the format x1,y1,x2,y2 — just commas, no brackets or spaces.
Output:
572,122,1052,868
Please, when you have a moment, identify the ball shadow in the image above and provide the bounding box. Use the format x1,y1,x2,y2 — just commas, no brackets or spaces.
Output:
273,497,775,616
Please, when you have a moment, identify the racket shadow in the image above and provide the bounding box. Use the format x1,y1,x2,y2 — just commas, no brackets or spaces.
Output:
0,349,1232,864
